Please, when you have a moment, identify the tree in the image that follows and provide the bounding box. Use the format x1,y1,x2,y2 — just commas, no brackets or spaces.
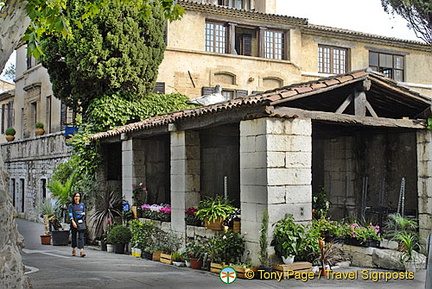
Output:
381,0,432,44
0,0,182,74
40,0,170,113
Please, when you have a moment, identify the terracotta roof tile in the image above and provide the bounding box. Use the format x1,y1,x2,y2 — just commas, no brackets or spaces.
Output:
325,79,342,86
310,83,327,90
266,94,282,101
338,75,355,83
279,90,298,98
294,86,314,94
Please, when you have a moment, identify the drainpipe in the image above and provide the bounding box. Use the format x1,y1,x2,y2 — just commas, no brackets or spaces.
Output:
426,231,432,289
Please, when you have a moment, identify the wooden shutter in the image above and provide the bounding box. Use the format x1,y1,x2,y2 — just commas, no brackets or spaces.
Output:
242,34,252,56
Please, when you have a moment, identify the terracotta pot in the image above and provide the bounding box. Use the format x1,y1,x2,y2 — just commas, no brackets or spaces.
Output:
5,135,15,141
35,128,45,136
40,234,51,245
190,258,203,269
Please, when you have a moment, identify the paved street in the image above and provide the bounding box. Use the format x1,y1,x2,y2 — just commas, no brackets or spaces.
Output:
17,218,427,289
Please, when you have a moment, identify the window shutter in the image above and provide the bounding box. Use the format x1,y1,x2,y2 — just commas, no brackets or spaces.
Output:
60,103,67,129
202,87,214,96
153,82,165,94
242,34,252,56
236,89,248,98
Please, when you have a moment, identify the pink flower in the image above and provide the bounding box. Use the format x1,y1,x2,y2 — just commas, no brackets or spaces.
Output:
132,184,135,188
141,204,151,210
107,218,111,225
142,187,147,191
139,183,143,186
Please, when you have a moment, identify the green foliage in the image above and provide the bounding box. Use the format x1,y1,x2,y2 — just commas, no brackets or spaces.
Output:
85,92,192,132
172,251,183,262
384,213,418,239
312,187,330,219
106,225,132,244
40,0,170,113
2,64,15,81
129,219,156,250
259,209,270,267
271,214,306,259
152,228,182,253
381,0,432,44
206,231,245,264
5,127,16,135
35,122,44,129
182,241,206,260
47,170,77,206
37,198,58,216
196,196,236,223
393,231,420,262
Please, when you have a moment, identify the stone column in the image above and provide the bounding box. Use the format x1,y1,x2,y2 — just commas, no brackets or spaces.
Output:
417,130,432,250
122,137,146,204
240,117,312,265
170,130,200,239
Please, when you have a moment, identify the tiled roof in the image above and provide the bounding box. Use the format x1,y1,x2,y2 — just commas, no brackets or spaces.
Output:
178,0,308,26
91,69,430,141
303,24,431,52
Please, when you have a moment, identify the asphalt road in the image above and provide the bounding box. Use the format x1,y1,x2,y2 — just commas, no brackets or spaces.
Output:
17,218,427,289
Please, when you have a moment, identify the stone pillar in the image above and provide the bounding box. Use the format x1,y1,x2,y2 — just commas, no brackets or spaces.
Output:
417,130,432,250
122,137,146,204
240,117,312,265
170,131,200,239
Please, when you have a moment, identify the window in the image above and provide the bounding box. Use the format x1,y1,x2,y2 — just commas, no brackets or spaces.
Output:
205,22,227,53
46,96,52,133
1,101,14,133
10,178,15,207
369,51,404,81
20,179,25,213
61,103,76,130
318,45,348,74
218,0,250,10
41,179,47,199
264,30,284,60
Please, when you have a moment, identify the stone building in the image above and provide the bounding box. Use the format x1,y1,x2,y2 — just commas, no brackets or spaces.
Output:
1,0,432,232
91,69,432,263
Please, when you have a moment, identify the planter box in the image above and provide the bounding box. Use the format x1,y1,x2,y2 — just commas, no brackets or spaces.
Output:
40,234,51,245
205,218,224,231
233,220,241,232
152,250,163,261
232,266,257,279
210,262,227,274
51,230,69,246
272,262,312,275
160,253,173,265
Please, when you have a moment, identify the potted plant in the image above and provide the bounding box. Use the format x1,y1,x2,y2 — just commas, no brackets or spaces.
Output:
195,196,236,230
258,209,271,271
271,214,306,264
182,242,206,269
106,225,132,254
172,251,185,267
393,231,421,271
5,127,16,141
35,122,45,136
37,198,57,245
185,207,201,226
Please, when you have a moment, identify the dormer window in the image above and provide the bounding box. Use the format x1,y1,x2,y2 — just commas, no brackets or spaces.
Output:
218,0,250,10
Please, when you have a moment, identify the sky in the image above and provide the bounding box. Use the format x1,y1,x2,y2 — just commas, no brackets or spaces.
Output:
276,0,420,41
0,0,422,81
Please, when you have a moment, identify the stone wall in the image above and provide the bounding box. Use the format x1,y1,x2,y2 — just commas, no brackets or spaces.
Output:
0,154,30,288
1,132,72,219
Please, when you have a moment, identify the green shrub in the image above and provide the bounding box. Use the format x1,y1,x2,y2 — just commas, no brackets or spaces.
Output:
106,225,132,244
35,122,44,129
5,127,16,135
271,214,306,259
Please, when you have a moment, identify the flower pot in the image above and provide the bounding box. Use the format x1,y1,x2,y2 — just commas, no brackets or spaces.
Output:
5,135,15,141
190,258,203,269
40,234,51,245
100,240,107,251
51,230,69,246
107,244,114,253
282,255,295,265
35,128,45,136
142,251,153,260
114,243,126,254
173,261,185,267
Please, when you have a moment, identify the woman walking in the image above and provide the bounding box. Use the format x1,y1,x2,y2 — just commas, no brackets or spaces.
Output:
69,192,86,257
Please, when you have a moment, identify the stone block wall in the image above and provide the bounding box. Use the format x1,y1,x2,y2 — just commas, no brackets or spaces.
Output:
240,117,312,265
1,132,71,219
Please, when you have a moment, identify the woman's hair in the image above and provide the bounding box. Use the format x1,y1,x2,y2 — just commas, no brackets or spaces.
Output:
71,192,82,204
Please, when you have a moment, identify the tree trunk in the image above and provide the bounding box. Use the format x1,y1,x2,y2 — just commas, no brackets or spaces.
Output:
0,0,30,73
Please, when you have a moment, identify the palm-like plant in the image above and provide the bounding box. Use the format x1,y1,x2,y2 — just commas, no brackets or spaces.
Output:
89,190,122,239
384,213,418,239
394,231,420,262
47,171,77,206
